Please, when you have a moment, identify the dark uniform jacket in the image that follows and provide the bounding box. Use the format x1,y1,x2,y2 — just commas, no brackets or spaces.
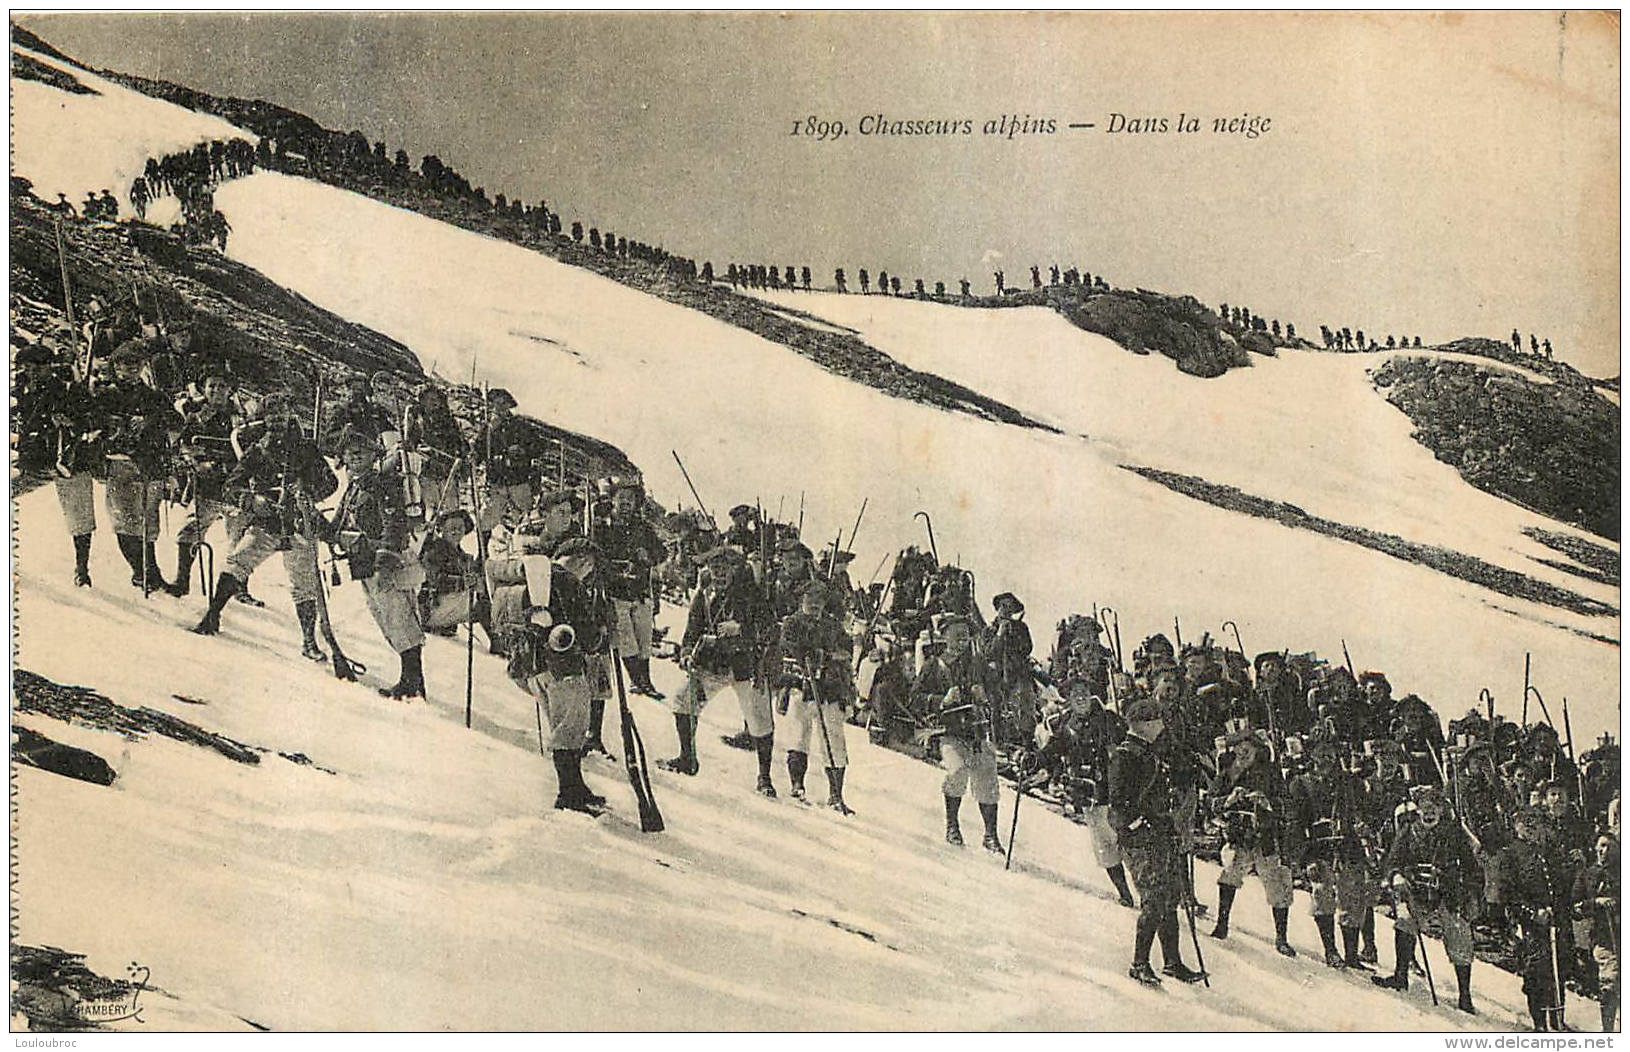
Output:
1571,862,1619,951
1384,819,1482,912
682,568,775,681
505,566,595,682
1036,704,1126,807
403,400,465,463
175,395,238,501
478,414,544,487
1108,734,1176,845
1210,756,1288,852
1287,768,1368,866
225,423,338,537
600,517,665,602
98,379,182,477
917,649,993,745
14,373,97,476
321,466,410,581
779,610,853,703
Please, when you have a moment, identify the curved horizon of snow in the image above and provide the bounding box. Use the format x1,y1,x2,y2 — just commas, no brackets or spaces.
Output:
11,484,1590,1032
743,288,1607,571
10,44,256,218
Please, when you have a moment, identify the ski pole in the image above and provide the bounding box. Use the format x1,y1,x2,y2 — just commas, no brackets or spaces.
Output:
670,450,713,524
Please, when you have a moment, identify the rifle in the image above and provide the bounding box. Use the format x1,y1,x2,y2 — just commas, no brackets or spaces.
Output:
54,219,88,382
612,645,665,832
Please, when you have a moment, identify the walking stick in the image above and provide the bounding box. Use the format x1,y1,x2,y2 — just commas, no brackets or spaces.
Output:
1173,616,1182,651
534,698,547,757
140,471,151,599
1183,849,1211,987
1341,639,1356,680
913,510,939,564
803,659,844,791
1004,777,1023,870
797,491,805,537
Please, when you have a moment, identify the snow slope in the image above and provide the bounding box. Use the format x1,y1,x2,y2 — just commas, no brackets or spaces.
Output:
11,46,255,219
10,484,1591,1031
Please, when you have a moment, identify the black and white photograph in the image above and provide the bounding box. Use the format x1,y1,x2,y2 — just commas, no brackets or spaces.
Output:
6,9,1622,1036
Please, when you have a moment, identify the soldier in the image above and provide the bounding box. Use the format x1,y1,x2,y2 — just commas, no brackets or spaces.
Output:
505,537,607,813
1032,684,1136,907
1373,787,1481,1015
1571,834,1620,1032
600,479,667,698
1251,651,1308,736
1109,698,1207,986
98,339,182,593
418,508,497,650
1288,738,1374,968
983,592,1037,749
401,384,467,524
475,387,542,541
312,427,426,699
192,392,334,662
1208,729,1298,957
15,340,101,587
664,547,777,791
917,615,1006,853
167,371,239,596
778,581,855,813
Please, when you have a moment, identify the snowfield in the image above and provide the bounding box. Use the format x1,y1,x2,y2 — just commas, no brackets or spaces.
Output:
8,40,1618,1032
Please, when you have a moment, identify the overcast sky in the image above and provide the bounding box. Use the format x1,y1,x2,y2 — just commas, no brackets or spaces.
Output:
20,11,1622,376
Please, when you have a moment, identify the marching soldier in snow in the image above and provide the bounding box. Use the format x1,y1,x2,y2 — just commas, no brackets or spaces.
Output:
506,537,608,813
1208,728,1298,957
771,538,818,619
98,338,184,594
1032,684,1137,907
778,581,855,813
917,615,1006,852
15,339,102,588
1250,651,1308,736
193,391,335,661
311,427,426,699
663,546,778,789
601,479,668,699
476,387,544,542
982,592,1037,748
1372,786,1481,1015
1571,833,1620,1032
400,383,467,524
1108,698,1207,986
1287,737,1375,969
167,370,240,596
1489,806,1565,1029
321,374,396,452
418,508,498,651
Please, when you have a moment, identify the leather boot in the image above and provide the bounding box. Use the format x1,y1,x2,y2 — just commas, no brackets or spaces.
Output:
1273,906,1298,957
1210,883,1237,939
1371,927,1415,990
1315,915,1345,968
826,767,853,815
380,645,425,699
552,749,605,812
192,572,241,634
944,795,964,846
1129,914,1160,986
72,533,92,587
295,600,327,661
1158,911,1205,982
1343,925,1371,970
979,801,1003,853
753,734,776,796
115,533,144,583
1106,863,1136,908
583,697,610,756
1454,962,1475,1014
166,542,194,597
657,714,698,774
786,749,808,798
